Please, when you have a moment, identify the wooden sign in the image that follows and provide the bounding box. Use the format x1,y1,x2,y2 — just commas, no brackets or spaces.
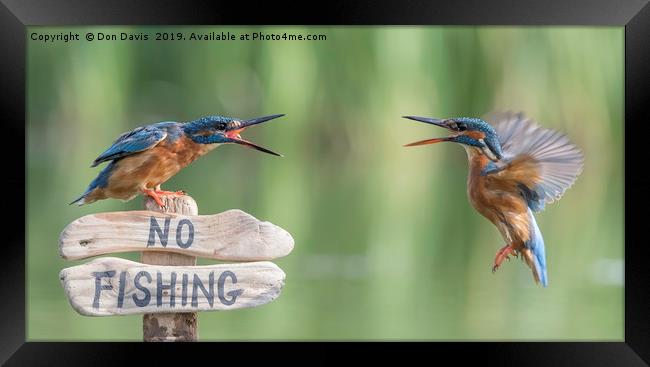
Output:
60,257,286,316
59,209,294,261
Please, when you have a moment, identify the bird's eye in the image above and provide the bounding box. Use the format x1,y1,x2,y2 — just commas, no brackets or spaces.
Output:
217,122,228,130
457,123,467,131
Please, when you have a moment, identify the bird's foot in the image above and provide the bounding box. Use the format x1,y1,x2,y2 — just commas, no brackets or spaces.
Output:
154,189,186,197
142,188,165,208
492,245,516,273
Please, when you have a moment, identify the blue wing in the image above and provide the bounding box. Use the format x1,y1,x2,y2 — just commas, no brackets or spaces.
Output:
91,125,167,167
486,112,584,212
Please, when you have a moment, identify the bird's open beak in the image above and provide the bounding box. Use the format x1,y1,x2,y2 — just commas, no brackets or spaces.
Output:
225,114,285,157
402,116,456,147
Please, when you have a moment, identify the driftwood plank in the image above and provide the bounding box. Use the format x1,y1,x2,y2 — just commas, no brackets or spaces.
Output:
59,257,286,316
59,209,294,261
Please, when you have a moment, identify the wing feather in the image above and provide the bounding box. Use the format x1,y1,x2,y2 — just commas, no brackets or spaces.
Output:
91,125,167,167
485,112,584,211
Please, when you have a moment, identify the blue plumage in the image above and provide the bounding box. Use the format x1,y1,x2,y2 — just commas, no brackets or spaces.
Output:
454,134,485,148
91,122,180,167
525,209,548,287
182,116,233,135
453,117,503,159
518,183,545,212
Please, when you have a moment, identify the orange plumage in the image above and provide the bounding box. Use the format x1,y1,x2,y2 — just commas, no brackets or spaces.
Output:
82,135,217,203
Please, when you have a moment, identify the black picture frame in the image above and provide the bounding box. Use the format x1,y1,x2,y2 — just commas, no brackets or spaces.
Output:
2,0,648,365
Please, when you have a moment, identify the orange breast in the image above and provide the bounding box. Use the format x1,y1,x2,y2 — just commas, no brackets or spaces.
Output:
104,136,218,198
466,152,531,248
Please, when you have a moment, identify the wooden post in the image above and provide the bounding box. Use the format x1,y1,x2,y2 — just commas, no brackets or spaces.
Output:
141,194,198,342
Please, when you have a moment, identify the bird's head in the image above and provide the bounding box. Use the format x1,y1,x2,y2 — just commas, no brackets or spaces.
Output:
184,114,285,156
402,116,503,161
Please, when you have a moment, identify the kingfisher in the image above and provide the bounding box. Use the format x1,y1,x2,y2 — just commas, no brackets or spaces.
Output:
71,114,284,207
403,112,583,287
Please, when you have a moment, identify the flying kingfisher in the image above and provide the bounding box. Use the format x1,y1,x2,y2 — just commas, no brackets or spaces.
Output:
71,114,284,207
403,112,583,287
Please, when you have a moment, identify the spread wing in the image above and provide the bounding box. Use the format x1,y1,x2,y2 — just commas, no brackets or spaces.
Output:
91,125,167,167
484,112,584,212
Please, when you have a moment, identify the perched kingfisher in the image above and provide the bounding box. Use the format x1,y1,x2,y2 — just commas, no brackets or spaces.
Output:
403,112,583,287
71,114,284,207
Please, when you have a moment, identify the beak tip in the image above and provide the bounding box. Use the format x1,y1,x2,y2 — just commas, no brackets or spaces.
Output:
242,113,286,126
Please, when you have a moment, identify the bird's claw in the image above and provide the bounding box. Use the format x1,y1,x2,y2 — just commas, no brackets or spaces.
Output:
143,189,165,208
152,196,165,208
143,188,187,210
492,245,515,274
155,189,186,197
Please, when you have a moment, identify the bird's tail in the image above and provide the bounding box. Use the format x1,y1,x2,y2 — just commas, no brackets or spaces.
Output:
69,185,98,206
69,162,115,206
69,192,88,206
521,209,548,287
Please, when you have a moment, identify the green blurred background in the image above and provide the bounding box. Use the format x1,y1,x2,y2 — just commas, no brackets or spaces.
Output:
27,26,623,340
